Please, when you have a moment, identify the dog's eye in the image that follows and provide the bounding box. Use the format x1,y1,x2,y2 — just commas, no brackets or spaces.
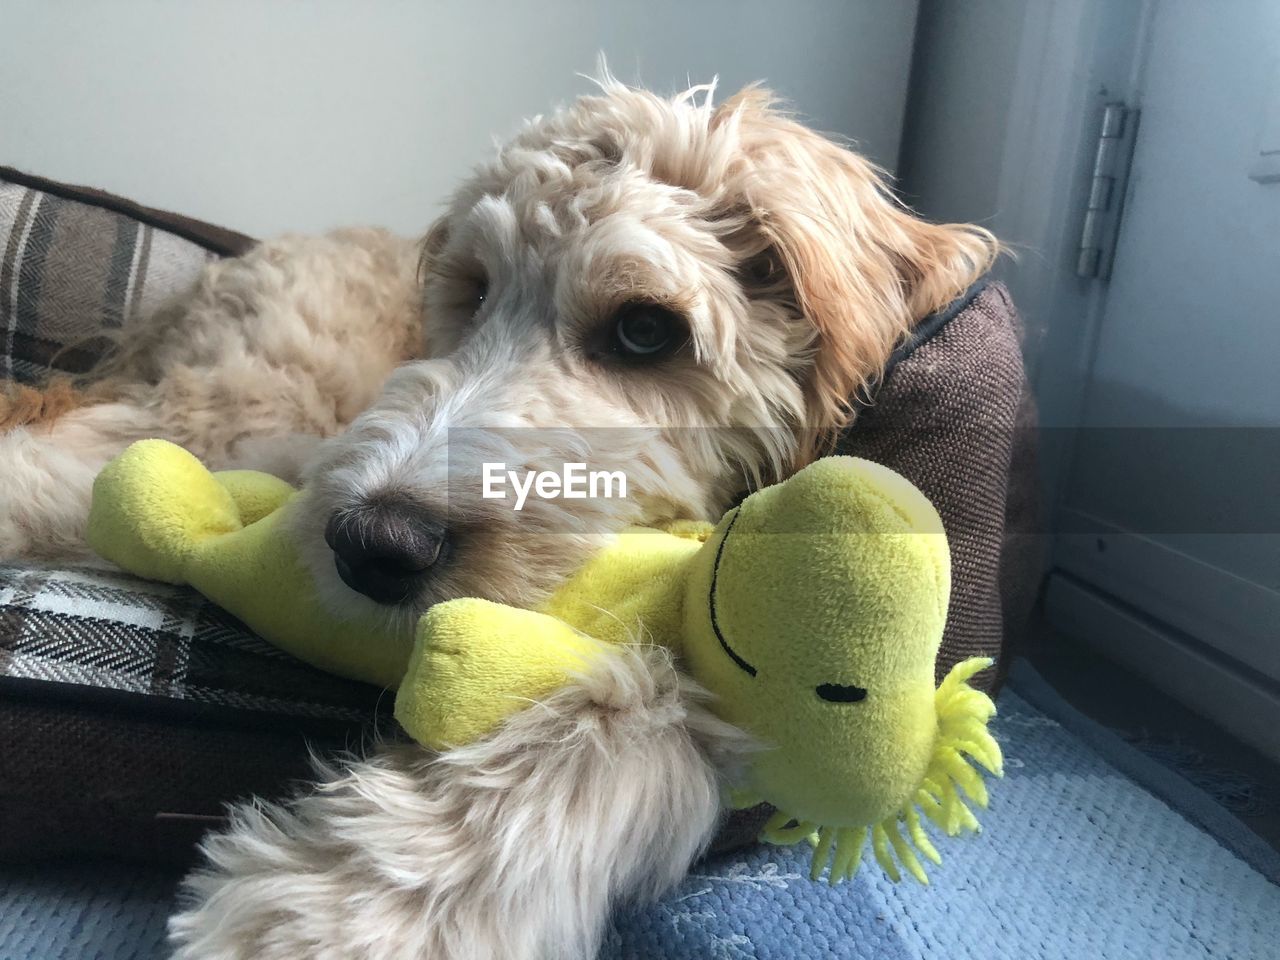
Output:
612,303,681,360
442,270,488,319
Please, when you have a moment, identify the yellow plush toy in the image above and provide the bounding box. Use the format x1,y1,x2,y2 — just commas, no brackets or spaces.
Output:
89,440,1002,884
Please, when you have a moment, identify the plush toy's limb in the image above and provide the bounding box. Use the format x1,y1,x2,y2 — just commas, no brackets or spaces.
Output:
88,439,243,583
395,599,603,750
212,470,297,525
185,506,412,688
90,439,411,689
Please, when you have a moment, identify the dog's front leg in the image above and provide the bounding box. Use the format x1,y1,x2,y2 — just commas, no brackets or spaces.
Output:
0,394,165,561
168,642,754,960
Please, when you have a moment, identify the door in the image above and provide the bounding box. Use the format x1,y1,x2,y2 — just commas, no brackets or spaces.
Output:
1045,0,1280,759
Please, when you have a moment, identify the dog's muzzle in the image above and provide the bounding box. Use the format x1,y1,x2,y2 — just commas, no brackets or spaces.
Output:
324,501,451,605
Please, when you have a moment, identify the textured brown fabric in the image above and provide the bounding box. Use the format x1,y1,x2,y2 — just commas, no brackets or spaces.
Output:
838,280,1040,692
0,694,339,868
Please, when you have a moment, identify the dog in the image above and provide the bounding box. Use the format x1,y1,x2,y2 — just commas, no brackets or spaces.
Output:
1,77,996,958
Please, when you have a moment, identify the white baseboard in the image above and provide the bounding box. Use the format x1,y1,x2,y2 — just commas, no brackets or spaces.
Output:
1054,509,1280,681
1044,573,1280,764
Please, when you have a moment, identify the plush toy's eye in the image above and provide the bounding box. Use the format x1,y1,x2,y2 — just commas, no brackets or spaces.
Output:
815,683,868,703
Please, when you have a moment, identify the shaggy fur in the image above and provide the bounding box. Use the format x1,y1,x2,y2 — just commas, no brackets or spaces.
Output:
0,76,998,958
0,227,423,559
0,376,86,431
292,80,995,628
168,641,756,960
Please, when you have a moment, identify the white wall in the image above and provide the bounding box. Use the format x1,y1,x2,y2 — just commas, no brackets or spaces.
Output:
898,0,1027,229
1,0,919,238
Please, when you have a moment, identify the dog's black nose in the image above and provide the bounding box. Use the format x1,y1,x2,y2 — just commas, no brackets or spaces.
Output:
324,502,449,605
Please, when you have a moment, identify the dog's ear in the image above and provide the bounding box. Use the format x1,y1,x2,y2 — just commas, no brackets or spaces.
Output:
711,88,998,464
417,218,451,284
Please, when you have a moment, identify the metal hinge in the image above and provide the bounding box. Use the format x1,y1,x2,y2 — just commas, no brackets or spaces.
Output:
1076,102,1140,279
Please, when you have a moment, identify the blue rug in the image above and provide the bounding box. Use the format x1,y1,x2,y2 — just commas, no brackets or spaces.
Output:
4,660,1279,960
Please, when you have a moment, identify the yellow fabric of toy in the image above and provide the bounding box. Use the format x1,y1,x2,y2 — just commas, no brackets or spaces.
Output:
396,599,602,749
88,440,412,688
89,440,1002,883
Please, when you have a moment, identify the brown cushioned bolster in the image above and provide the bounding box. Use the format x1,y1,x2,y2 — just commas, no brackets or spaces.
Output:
839,280,1040,693
0,695,341,868
0,201,1033,867
0,166,256,257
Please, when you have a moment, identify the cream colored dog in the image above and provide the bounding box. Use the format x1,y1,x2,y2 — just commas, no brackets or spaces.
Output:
0,77,996,958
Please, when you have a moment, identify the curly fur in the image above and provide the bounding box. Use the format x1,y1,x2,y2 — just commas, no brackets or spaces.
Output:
0,376,86,431
168,642,755,960
0,227,423,559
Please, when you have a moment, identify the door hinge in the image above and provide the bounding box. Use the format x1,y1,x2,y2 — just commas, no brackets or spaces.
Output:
1076,102,1140,280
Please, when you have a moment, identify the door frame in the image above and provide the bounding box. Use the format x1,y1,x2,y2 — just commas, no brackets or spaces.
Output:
1031,0,1280,761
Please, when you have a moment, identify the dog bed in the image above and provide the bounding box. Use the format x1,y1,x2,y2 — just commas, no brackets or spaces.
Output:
0,168,1038,865
3,659,1276,960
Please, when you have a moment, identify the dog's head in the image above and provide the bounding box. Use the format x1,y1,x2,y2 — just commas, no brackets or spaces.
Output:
297,79,996,625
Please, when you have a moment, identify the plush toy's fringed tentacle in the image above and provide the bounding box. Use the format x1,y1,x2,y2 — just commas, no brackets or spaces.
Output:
829,827,866,883
903,806,941,866
940,750,989,807
937,657,998,707
809,827,836,881
760,809,819,846
870,823,898,882
884,819,929,884
943,731,1003,777
906,657,1005,838
915,781,947,830
944,788,981,836
807,821,934,886
763,658,1003,886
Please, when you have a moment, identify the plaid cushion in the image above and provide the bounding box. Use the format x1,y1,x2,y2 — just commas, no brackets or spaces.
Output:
0,178,222,383
0,172,385,863
0,563,377,723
